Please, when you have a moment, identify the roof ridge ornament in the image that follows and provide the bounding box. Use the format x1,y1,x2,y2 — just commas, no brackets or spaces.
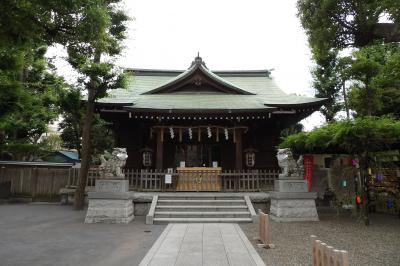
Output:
191,52,207,68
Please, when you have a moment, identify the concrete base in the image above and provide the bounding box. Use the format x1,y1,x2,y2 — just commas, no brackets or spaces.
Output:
84,197,134,224
274,179,308,192
84,179,134,224
270,192,319,222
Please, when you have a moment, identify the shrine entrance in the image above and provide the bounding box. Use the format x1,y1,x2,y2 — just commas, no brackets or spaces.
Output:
173,143,222,191
174,144,221,167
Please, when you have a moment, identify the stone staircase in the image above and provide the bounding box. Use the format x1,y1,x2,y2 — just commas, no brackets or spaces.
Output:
146,194,257,224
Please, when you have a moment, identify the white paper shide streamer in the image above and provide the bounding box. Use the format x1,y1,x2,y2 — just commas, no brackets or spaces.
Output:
207,127,212,138
188,128,192,139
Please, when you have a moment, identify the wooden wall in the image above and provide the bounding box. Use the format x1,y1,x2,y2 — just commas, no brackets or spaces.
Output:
101,113,283,170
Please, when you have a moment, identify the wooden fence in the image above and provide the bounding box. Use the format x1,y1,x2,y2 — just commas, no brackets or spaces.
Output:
0,167,76,200
1,167,279,197
311,235,349,266
258,210,270,248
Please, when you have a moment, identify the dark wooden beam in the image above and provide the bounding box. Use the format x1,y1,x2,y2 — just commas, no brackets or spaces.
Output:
235,129,243,170
156,128,163,170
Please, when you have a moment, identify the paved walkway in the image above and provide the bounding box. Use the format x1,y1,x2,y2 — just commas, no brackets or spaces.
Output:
139,223,266,266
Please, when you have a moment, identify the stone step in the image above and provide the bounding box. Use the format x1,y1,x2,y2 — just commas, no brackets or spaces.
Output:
158,197,242,200
154,211,251,218
153,217,253,224
156,205,248,212
157,199,246,206
158,194,244,200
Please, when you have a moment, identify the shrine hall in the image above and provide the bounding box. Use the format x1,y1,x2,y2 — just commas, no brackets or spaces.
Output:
95,56,325,191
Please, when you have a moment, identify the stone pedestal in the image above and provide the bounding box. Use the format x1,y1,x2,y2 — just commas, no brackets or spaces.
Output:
85,179,134,224
270,178,319,222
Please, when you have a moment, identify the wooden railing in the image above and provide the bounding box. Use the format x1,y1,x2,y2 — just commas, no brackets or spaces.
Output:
107,168,278,192
1,166,279,196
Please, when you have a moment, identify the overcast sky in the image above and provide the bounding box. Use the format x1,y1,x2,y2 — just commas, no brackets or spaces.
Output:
119,0,325,129
50,0,325,130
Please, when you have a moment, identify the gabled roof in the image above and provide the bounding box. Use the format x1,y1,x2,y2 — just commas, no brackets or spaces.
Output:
97,56,326,112
143,56,254,95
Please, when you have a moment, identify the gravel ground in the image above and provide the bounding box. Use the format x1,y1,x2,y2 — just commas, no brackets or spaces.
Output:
0,204,166,266
240,209,400,266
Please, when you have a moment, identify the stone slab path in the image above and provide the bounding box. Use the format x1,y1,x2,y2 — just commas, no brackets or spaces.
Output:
139,223,265,266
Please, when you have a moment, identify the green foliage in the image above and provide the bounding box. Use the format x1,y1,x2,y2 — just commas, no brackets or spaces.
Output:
58,88,83,151
297,0,400,54
347,43,400,117
281,123,304,138
89,116,115,164
0,46,66,158
298,1,400,121
312,51,344,121
58,89,115,162
280,116,400,155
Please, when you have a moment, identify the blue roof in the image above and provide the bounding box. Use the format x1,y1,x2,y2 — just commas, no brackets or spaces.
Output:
58,150,79,161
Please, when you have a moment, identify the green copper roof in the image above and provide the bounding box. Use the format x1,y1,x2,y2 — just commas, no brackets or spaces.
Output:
98,57,326,112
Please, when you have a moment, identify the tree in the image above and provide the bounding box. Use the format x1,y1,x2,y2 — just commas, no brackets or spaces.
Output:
312,51,343,121
297,0,400,120
58,89,115,162
0,46,65,160
66,1,129,210
58,88,83,153
0,0,103,155
347,43,400,117
280,116,400,225
297,0,400,54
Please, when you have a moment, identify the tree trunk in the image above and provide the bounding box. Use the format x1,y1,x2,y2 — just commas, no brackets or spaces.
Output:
342,80,350,119
360,154,370,226
372,23,400,43
355,23,400,47
73,50,101,210
73,88,95,210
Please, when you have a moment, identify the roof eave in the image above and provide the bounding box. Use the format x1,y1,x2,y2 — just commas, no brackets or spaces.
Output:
264,98,328,108
123,106,277,114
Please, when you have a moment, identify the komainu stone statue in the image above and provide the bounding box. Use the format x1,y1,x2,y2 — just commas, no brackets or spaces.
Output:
99,148,128,178
271,148,319,222
277,148,303,178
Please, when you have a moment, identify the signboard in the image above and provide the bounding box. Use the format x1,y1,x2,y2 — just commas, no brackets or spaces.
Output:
165,174,172,184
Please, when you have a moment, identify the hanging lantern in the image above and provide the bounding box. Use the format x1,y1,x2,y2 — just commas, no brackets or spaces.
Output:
207,127,212,138
169,127,174,139
188,128,192,139
224,128,229,140
356,195,362,205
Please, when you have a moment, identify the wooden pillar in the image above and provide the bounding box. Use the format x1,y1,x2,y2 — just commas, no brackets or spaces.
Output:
156,128,164,170
235,129,242,170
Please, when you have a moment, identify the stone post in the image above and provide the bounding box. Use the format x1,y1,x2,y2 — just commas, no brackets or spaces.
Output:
84,148,134,224
269,149,319,222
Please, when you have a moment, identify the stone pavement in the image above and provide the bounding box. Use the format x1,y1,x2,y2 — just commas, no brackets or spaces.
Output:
139,223,266,266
